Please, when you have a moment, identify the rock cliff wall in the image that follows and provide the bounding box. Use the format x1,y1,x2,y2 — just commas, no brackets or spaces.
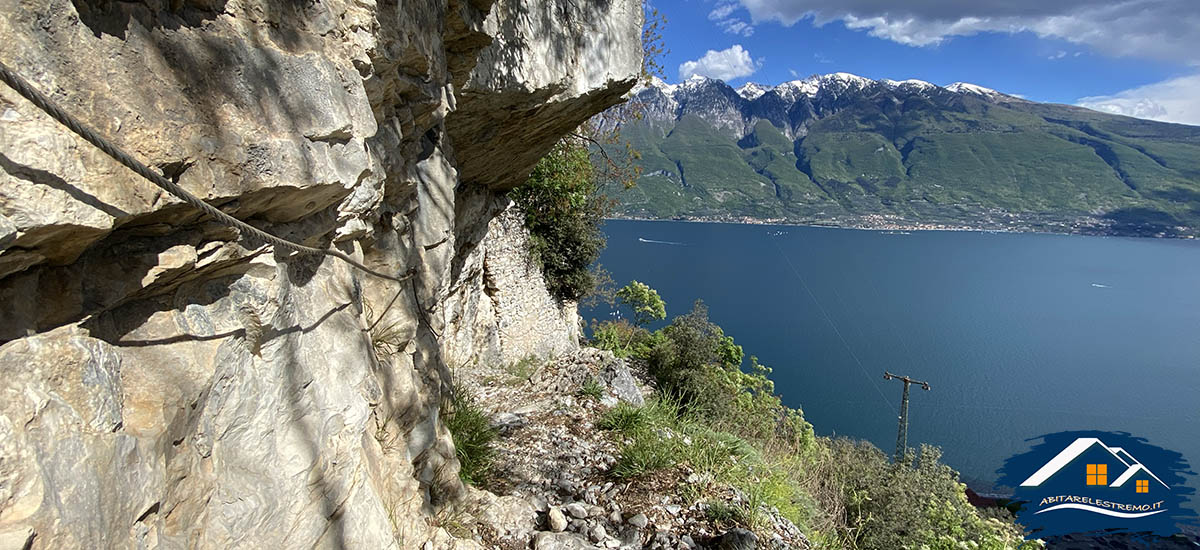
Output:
0,1,639,548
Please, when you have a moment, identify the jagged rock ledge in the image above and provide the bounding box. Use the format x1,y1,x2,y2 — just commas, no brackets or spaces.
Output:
0,0,639,548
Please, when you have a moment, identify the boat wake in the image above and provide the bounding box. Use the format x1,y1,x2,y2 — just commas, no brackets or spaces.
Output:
1091,283,1111,288
638,237,685,245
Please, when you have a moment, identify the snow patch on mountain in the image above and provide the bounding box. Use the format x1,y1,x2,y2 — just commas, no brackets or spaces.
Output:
882,78,937,91
945,82,1001,97
736,82,773,100
647,76,677,95
774,79,822,102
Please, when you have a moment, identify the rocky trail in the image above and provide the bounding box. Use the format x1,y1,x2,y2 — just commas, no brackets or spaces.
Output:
451,348,808,550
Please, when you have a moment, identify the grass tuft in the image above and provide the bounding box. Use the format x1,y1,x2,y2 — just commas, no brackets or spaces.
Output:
443,384,496,486
579,377,605,400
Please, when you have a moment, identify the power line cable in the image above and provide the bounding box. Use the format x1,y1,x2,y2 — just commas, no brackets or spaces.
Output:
770,234,897,414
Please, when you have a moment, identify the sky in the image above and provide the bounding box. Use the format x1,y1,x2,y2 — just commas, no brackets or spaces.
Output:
651,0,1200,125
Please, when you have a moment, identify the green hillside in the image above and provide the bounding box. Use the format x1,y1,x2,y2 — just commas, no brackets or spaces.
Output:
608,94,1200,237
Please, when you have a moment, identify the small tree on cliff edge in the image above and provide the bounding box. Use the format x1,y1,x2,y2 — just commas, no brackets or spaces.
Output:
617,280,665,328
615,280,666,351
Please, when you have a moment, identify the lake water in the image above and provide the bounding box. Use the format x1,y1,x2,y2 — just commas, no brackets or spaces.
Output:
587,219,1200,502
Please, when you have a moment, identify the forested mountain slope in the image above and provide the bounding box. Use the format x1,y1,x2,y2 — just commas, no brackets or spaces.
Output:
608,74,1200,236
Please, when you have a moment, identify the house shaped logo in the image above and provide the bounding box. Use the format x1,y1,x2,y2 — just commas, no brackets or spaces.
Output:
996,430,1197,539
1019,437,1169,517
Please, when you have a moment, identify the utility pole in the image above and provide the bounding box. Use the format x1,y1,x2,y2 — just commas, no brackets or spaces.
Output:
883,371,930,462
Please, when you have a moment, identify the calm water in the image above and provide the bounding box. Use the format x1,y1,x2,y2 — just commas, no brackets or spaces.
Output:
588,220,1200,501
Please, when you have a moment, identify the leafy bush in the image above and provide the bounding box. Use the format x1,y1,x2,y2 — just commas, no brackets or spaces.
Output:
510,137,610,302
591,298,1026,548
443,384,496,486
590,280,668,357
647,300,744,391
813,439,1028,549
590,318,665,359
642,301,813,446
616,280,666,328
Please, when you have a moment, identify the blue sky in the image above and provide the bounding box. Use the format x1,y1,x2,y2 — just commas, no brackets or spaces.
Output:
651,0,1200,124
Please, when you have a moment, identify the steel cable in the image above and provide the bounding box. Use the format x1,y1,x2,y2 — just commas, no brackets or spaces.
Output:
0,60,411,284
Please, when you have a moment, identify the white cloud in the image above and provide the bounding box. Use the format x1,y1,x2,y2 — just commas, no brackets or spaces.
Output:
708,3,738,20
1048,51,1066,60
813,52,833,64
679,45,761,81
719,19,755,36
710,2,756,36
1077,74,1200,126
736,0,1200,65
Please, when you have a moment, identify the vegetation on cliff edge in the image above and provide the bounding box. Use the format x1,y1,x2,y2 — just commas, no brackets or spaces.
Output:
593,287,1030,549
510,136,610,302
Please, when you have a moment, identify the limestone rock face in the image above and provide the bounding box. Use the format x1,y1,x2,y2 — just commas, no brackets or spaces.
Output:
0,0,640,548
449,0,643,190
443,201,582,367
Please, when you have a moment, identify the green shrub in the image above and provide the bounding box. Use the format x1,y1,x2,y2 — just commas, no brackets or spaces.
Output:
817,439,1027,549
590,318,665,359
591,300,1025,548
510,137,610,301
616,280,666,328
591,318,640,356
639,301,815,453
443,384,496,486
590,280,668,357
647,300,743,392
598,398,806,530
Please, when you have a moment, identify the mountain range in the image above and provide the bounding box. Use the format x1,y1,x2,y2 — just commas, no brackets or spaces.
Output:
603,73,1200,237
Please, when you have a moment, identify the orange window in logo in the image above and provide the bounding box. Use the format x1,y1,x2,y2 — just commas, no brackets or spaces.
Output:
1136,479,1149,493
1086,464,1108,485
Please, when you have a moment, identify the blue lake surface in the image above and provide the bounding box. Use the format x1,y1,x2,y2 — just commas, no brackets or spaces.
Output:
587,219,1200,503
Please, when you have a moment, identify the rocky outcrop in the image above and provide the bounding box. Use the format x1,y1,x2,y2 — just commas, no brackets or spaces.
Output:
0,0,640,548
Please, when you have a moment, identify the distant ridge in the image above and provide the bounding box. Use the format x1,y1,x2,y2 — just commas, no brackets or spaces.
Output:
603,73,1200,237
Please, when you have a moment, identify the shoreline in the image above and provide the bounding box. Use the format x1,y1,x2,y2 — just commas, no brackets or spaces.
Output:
604,215,1199,241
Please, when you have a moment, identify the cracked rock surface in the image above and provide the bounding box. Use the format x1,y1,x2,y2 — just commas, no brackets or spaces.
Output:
0,0,639,548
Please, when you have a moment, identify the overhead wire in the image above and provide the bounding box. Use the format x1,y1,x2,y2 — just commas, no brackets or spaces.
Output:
769,233,898,414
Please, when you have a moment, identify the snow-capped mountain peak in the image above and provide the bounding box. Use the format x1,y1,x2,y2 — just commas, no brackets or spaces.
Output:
881,78,937,91
823,72,872,86
644,76,677,95
736,82,773,100
648,74,1013,102
773,79,821,102
945,82,1001,97
616,73,1026,140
